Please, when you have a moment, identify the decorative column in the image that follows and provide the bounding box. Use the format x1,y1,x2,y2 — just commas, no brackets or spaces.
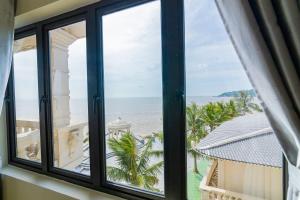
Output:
49,29,78,168
50,29,77,128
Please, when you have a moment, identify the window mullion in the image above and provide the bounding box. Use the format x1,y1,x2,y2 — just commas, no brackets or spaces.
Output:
37,24,49,172
161,0,186,199
86,7,102,187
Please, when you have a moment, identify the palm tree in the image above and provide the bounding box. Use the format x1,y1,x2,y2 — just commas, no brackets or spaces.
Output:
186,103,207,174
224,99,240,118
200,102,233,132
107,132,163,192
234,91,262,114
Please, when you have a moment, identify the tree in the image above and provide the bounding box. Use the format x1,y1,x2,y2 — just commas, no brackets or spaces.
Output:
224,99,240,118
107,132,163,192
185,92,262,176
186,102,207,174
200,102,233,132
234,91,262,114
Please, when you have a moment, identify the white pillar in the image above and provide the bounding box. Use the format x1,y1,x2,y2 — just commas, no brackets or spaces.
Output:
50,29,78,168
50,29,77,128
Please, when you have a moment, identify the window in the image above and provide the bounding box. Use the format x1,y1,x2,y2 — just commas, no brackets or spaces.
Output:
184,0,283,200
49,21,90,175
102,1,164,193
12,35,41,163
5,0,285,200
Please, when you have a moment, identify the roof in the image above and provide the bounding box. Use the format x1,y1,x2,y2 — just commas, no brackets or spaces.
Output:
197,113,282,168
107,117,131,130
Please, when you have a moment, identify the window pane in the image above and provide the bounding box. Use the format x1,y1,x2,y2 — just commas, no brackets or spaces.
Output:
13,35,41,162
102,1,164,193
184,1,283,200
49,21,90,175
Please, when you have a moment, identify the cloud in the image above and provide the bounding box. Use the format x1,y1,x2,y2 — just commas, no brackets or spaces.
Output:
184,0,253,96
103,1,162,98
14,0,254,99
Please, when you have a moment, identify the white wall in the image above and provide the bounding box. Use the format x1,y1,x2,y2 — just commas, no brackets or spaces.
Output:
15,0,100,28
218,159,283,200
2,176,75,200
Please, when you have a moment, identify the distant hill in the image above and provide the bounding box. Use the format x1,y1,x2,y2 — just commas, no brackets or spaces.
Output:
217,89,256,97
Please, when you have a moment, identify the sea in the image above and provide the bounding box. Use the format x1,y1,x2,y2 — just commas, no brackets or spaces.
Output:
15,96,232,192
15,96,232,134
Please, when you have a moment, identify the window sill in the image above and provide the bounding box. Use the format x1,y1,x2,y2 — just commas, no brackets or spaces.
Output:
0,165,124,200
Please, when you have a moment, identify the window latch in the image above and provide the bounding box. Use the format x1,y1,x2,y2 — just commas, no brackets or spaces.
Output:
176,90,185,115
93,95,101,114
4,95,10,103
39,96,48,112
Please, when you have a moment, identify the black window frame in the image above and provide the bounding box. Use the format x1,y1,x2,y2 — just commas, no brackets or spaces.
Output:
5,0,186,200
6,28,44,171
4,0,287,199
43,12,93,185
97,1,165,199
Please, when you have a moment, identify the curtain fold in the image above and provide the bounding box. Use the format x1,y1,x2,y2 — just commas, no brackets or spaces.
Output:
215,0,300,199
0,0,15,113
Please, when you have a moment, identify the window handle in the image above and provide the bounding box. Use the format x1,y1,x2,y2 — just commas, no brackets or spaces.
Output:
93,95,101,114
39,96,48,112
4,95,10,103
177,90,185,115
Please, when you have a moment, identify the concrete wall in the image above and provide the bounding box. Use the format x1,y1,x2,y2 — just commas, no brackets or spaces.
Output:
16,0,60,16
2,176,75,200
218,159,283,200
15,0,100,28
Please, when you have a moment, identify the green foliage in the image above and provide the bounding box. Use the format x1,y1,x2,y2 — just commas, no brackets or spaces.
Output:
186,102,207,173
234,90,263,114
186,91,262,174
224,100,240,118
107,132,163,192
200,102,233,132
107,90,263,191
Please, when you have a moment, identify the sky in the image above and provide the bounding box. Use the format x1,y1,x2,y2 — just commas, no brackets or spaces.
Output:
14,0,253,100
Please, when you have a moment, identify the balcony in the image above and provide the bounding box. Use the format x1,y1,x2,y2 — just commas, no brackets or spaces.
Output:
200,160,268,200
16,119,88,170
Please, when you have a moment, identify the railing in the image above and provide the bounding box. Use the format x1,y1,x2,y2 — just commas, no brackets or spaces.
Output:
200,160,265,200
53,122,88,169
16,120,41,161
200,184,265,200
16,120,39,133
15,120,89,168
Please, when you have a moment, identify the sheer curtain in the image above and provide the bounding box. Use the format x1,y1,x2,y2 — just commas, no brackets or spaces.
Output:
215,0,300,199
0,0,15,113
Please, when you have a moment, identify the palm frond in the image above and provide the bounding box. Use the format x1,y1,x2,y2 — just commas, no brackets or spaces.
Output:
144,161,164,176
148,150,164,158
107,166,130,182
249,103,263,112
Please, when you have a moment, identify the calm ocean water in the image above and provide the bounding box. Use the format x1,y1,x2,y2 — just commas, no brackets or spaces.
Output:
15,96,231,135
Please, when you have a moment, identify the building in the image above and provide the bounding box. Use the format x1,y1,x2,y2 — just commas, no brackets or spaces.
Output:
197,113,282,200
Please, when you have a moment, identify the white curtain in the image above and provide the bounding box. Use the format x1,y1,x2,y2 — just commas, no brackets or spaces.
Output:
215,0,300,199
0,0,15,113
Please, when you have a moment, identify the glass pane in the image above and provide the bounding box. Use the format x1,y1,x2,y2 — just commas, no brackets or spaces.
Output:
185,1,283,200
13,35,41,162
102,1,164,194
49,21,90,175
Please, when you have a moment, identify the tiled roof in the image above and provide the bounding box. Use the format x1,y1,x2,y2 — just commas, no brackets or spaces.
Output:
197,113,282,168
